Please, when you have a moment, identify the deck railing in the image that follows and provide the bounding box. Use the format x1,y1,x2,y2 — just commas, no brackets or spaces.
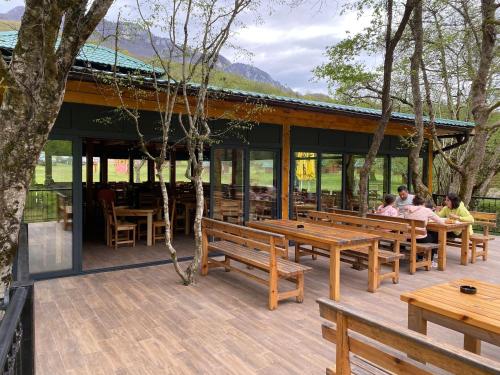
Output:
0,282,34,375
433,194,500,234
23,187,72,223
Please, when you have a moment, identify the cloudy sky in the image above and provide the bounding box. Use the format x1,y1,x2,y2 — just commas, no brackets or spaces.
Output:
0,0,371,94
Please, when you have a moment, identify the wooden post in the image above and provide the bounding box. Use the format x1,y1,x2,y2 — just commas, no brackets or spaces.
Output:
281,124,290,219
86,142,94,226
427,139,433,194
101,156,108,183
335,312,351,375
148,159,155,182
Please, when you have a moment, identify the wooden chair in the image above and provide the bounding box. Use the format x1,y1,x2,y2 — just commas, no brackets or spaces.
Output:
109,202,136,249
152,199,175,245
317,298,500,375
469,211,497,263
201,218,311,310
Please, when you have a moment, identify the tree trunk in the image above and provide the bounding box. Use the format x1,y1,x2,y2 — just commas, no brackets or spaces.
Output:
358,0,416,215
0,1,113,294
458,0,496,205
408,0,431,200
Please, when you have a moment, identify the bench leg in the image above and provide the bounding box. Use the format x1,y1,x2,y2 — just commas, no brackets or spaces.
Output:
268,268,279,310
201,232,209,276
470,240,477,263
483,240,488,261
296,273,304,303
392,259,399,284
294,243,301,263
224,256,231,272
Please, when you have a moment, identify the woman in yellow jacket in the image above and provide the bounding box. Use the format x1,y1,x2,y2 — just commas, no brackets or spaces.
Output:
437,193,474,236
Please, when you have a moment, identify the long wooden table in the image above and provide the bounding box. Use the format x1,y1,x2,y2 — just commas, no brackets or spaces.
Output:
401,279,500,355
426,221,471,270
115,208,157,246
248,219,381,301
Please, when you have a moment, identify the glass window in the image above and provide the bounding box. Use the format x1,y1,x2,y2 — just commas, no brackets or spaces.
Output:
25,140,73,274
390,157,408,193
293,152,317,219
154,160,170,183
176,160,191,182
345,155,363,210
82,157,100,183
249,150,278,221
133,159,148,183
108,159,129,182
320,154,342,211
213,149,244,224
201,160,210,183
369,157,388,209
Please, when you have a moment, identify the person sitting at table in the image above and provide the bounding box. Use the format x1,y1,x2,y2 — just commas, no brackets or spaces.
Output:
97,184,116,205
436,192,474,237
375,194,398,217
395,185,415,215
403,195,445,243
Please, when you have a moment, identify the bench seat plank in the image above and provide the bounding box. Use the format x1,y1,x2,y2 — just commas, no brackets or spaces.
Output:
208,240,312,277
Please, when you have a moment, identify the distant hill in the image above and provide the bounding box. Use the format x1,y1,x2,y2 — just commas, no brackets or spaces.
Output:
0,6,293,93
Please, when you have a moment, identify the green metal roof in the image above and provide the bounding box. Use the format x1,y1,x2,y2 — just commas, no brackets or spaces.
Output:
203,86,474,129
0,31,473,129
0,31,162,75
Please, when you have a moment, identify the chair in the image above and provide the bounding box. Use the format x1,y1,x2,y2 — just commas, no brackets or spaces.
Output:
109,202,136,249
99,199,112,246
152,199,175,245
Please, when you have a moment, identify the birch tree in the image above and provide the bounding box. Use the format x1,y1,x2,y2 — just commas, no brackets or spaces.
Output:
107,0,257,285
0,1,113,293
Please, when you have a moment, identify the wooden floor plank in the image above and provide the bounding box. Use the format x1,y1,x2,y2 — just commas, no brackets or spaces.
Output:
35,237,500,374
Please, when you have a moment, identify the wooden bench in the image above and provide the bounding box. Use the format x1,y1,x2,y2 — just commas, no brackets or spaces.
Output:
321,210,437,274
305,211,407,285
439,211,496,263
201,218,311,310
365,214,441,274
469,211,496,263
317,298,500,375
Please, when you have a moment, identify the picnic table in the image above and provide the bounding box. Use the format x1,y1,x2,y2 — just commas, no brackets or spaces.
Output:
426,221,471,270
248,219,381,301
401,279,500,355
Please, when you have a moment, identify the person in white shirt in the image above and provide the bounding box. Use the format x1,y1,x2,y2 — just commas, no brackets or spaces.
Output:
395,185,414,215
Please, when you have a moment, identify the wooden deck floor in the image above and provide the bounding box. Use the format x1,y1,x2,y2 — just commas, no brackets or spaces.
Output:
36,238,500,374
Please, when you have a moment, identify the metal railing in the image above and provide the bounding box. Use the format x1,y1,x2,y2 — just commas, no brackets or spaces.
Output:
0,283,34,375
23,187,71,223
433,194,500,234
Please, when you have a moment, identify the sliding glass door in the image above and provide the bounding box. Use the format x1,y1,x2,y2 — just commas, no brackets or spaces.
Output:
25,140,74,274
249,150,278,221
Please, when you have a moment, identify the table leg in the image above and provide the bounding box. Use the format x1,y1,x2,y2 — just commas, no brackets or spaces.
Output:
460,225,470,266
329,245,341,301
147,213,153,246
408,304,427,361
438,229,446,271
368,240,378,293
464,334,481,354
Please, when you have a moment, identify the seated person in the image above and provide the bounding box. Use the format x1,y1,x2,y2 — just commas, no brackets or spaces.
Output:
437,192,474,237
403,195,444,244
395,185,415,215
97,184,116,205
375,194,398,217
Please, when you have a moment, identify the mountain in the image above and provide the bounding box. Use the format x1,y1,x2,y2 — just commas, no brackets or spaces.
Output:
0,6,24,21
0,7,293,93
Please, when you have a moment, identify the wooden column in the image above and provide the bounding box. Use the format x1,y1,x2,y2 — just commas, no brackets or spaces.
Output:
427,139,433,194
86,142,94,221
101,156,108,183
281,124,290,219
148,159,155,182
